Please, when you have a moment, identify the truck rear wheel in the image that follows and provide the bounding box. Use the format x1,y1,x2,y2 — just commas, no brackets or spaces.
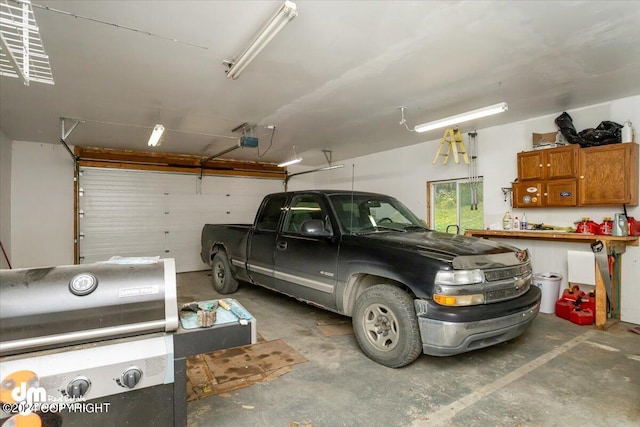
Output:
211,252,239,294
352,284,422,368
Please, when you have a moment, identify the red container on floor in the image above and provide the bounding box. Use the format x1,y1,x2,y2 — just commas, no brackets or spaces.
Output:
555,300,574,320
569,308,594,325
560,286,585,303
579,292,596,314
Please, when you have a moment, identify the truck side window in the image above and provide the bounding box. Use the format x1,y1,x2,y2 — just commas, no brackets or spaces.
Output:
256,196,287,231
283,195,331,234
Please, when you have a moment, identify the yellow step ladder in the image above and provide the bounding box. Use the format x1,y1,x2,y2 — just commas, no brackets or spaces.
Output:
433,128,469,165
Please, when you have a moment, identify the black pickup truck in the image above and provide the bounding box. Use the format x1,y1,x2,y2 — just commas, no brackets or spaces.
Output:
201,190,540,368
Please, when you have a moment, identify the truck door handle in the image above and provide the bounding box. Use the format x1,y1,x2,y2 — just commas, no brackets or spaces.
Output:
277,241,288,250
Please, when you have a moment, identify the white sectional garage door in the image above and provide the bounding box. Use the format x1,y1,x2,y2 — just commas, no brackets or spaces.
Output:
78,167,282,272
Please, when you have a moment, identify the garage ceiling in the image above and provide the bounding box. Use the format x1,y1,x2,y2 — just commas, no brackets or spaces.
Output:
1,0,640,166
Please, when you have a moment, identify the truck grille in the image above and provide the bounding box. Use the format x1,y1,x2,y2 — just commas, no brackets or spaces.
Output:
483,262,531,282
482,262,532,303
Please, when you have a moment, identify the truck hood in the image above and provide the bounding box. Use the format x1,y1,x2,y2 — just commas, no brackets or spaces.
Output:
359,230,521,264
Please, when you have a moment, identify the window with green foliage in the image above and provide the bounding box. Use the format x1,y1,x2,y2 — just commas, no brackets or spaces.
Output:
429,178,483,234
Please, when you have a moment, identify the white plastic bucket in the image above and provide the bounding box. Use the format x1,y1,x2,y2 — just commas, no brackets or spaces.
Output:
534,273,562,314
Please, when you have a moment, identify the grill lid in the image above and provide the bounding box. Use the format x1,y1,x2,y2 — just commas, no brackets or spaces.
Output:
0,258,178,356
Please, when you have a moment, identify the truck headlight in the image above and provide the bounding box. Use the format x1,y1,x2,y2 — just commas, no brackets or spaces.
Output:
434,293,485,306
434,269,484,285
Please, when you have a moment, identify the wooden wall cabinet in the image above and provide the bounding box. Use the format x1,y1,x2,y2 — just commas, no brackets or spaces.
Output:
517,145,577,181
513,179,577,208
513,143,638,208
579,143,639,206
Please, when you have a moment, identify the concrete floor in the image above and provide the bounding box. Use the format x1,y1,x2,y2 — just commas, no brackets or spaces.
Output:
178,271,640,427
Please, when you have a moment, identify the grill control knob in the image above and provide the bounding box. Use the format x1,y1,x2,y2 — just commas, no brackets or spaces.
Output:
66,377,91,399
121,367,143,389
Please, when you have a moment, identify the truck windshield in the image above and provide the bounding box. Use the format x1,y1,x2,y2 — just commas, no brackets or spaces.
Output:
328,194,427,234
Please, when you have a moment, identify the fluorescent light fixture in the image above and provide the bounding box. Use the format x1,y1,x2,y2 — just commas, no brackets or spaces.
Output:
225,1,298,80
414,102,508,133
278,157,303,167
148,124,165,146
278,145,302,167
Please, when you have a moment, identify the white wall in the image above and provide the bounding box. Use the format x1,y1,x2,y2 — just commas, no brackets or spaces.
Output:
11,141,75,268
306,95,640,324
0,130,11,268
6,96,639,323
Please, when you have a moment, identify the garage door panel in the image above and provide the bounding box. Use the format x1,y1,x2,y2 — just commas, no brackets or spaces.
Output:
79,167,281,272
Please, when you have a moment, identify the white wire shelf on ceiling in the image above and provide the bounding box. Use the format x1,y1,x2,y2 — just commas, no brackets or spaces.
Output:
0,0,54,85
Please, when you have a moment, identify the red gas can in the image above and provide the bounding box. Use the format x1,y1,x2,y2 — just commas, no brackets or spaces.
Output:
578,292,596,314
560,285,585,303
555,300,574,320
569,307,594,325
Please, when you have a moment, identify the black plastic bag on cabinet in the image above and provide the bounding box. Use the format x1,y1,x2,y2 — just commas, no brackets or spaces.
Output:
578,120,622,147
554,112,583,145
555,112,622,147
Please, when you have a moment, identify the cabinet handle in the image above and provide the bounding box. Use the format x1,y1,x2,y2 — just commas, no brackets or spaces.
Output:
580,175,584,179
539,164,543,167
547,163,551,167
543,193,548,196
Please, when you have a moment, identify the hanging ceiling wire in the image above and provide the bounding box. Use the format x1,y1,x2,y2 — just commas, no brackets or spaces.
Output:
73,118,236,140
258,126,275,158
30,1,208,50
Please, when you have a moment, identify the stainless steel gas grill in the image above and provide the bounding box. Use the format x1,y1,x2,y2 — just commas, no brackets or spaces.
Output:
0,258,256,427
0,258,179,356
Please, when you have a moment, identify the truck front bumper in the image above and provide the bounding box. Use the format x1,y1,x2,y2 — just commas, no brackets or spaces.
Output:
416,292,540,356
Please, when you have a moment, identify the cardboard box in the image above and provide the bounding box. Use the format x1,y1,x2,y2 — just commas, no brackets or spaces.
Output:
532,132,559,148
532,131,567,149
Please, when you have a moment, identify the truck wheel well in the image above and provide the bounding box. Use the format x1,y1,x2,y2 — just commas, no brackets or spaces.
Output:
210,243,227,262
342,274,414,317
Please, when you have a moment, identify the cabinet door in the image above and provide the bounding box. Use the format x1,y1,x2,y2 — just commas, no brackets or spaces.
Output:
545,179,577,206
512,182,542,208
579,143,639,206
517,151,544,180
546,145,577,179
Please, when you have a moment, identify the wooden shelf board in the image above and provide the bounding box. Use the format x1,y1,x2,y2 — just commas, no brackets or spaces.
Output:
464,229,638,246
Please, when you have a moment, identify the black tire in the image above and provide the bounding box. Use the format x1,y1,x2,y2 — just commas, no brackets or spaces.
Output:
352,284,422,368
211,252,238,294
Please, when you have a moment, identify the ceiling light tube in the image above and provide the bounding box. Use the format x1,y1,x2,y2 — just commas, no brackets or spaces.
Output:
414,102,508,133
277,157,303,167
148,124,165,146
225,1,298,80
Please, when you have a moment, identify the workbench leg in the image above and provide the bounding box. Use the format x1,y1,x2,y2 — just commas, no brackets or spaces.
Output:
595,262,607,330
612,256,621,320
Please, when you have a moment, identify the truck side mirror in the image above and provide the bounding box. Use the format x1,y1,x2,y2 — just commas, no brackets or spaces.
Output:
300,219,332,237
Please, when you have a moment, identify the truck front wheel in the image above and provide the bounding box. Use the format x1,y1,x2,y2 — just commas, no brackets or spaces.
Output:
211,252,239,294
352,285,422,368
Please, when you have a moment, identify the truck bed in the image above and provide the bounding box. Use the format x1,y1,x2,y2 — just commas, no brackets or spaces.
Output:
200,224,252,266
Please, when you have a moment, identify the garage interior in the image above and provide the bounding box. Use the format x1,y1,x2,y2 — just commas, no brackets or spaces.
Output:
0,1,639,426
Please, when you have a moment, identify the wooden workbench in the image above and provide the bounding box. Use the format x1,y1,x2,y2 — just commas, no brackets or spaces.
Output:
464,229,638,330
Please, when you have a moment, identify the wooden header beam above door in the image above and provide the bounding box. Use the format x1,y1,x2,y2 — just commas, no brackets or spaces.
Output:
74,146,286,179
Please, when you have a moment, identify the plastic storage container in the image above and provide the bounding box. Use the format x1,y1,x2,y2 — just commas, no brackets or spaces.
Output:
534,273,563,314
503,211,512,230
